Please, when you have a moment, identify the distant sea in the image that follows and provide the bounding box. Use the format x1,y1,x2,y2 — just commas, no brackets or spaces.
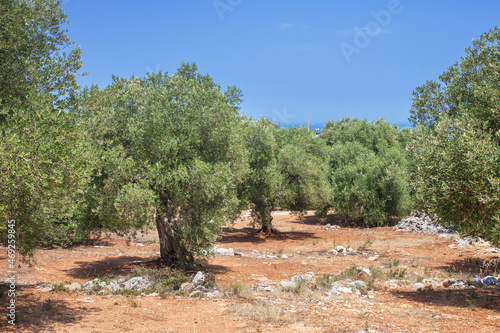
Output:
282,121,413,131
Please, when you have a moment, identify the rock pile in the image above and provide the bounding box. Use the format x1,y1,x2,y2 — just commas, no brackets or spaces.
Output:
396,212,500,252
413,275,500,291
77,271,222,298
395,211,454,235
331,245,356,256
180,271,222,298
279,272,317,291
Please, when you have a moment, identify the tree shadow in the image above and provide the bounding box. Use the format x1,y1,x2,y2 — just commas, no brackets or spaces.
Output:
203,263,232,276
436,257,500,277
218,227,318,245
391,287,500,312
63,255,158,280
0,286,100,331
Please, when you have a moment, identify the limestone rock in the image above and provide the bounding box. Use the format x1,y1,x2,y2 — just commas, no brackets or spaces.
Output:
290,272,316,289
413,283,424,291
279,280,297,291
65,282,81,292
255,284,276,292
180,282,195,293
192,271,205,286
123,277,152,291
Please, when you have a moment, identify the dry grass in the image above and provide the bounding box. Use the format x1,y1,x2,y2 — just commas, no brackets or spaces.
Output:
226,301,296,324
223,282,252,298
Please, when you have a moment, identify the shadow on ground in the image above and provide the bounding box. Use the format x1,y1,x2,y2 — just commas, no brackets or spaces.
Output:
436,257,500,277
63,256,158,280
391,287,500,313
0,286,100,331
218,227,318,245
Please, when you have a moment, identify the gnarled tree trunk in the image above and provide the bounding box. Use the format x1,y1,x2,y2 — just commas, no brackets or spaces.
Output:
156,191,187,266
256,205,278,235
155,215,179,265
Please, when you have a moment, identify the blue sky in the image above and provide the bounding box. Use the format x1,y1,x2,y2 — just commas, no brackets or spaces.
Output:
62,0,500,128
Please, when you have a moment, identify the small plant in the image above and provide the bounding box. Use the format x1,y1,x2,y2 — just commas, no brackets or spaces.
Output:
316,273,335,291
293,278,310,296
386,268,407,280
225,282,250,298
466,299,476,311
131,299,140,308
43,299,53,311
358,239,373,250
384,259,400,268
52,283,70,293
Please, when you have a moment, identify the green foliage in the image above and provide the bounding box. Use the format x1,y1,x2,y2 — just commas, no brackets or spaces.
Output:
275,126,333,218
0,0,82,113
78,64,247,264
0,0,87,256
238,118,280,228
0,105,92,255
409,26,500,134
408,26,500,245
239,118,333,230
321,117,411,226
408,116,500,244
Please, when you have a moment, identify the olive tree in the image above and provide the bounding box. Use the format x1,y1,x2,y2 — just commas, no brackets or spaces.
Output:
78,64,247,266
0,0,87,257
0,0,82,113
239,118,332,234
321,117,411,226
408,26,500,244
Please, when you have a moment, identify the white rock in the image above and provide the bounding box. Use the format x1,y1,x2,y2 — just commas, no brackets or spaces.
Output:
255,284,276,292
279,280,297,291
65,282,81,292
123,277,152,291
107,281,121,292
329,285,353,295
290,272,316,288
181,282,195,293
335,245,346,252
192,271,205,286
228,248,234,256
357,267,371,278
349,280,367,289
216,248,229,256
281,254,289,259
413,283,424,290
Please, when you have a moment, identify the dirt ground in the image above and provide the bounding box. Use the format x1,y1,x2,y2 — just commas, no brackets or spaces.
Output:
1,211,500,332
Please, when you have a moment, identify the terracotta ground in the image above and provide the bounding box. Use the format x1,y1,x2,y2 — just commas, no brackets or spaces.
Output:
1,211,499,332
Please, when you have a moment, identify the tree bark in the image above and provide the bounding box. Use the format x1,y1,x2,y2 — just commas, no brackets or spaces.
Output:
155,191,185,266
155,214,178,265
256,205,278,235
